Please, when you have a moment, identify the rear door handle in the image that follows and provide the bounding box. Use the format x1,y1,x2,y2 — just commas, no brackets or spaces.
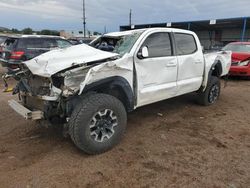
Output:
166,62,177,67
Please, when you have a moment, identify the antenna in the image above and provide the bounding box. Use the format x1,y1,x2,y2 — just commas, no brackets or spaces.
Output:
83,0,86,38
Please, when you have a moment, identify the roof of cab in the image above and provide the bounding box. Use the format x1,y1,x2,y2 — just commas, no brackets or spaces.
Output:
6,35,64,39
104,27,195,38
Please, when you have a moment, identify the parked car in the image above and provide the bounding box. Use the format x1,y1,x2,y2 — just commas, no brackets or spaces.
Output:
0,35,8,57
7,28,231,154
0,35,72,71
0,35,8,45
77,37,94,44
209,44,225,52
222,42,250,76
68,39,81,45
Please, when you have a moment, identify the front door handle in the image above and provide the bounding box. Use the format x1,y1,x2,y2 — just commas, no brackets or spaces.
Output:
195,60,203,64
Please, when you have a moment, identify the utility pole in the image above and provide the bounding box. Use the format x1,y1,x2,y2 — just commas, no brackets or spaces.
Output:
129,9,132,27
104,25,107,34
83,0,86,38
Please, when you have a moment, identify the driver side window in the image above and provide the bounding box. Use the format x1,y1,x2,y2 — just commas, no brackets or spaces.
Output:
142,32,172,58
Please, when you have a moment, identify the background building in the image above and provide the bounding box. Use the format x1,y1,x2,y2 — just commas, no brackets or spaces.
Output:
60,30,100,38
120,17,250,50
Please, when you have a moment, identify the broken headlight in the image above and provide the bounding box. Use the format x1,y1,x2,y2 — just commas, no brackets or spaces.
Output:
238,60,250,66
61,67,90,96
28,76,51,96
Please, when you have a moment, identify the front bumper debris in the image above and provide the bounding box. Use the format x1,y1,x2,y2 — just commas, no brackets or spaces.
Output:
8,100,44,120
229,66,250,76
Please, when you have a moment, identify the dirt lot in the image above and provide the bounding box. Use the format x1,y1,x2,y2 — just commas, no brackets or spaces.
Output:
0,74,250,188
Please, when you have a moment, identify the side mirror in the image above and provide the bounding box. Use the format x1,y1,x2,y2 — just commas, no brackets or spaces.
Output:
137,46,149,59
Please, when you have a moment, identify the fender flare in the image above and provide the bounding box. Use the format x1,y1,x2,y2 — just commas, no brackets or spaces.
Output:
82,76,135,112
200,61,222,92
208,60,222,81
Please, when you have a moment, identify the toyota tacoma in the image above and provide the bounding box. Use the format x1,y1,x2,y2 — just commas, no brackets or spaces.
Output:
6,28,232,154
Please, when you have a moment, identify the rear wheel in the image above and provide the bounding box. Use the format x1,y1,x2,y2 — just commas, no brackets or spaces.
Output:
69,93,127,154
198,76,221,106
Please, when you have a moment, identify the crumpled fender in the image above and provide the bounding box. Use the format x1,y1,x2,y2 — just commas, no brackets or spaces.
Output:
202,51,232,90
78,54,134,95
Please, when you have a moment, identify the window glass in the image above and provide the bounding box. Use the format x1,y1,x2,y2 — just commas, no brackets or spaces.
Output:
0,36,7,44
17,38,57,49
43,39,57,48
56,39,72,48
175,33,197,55
222,44,250,53
3,38,17,50
114,31,143,56
142,32,172,58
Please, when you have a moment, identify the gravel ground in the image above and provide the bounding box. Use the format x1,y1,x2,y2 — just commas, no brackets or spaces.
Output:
0,77,249,188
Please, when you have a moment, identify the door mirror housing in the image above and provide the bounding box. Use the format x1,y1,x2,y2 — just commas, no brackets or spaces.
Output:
137,46,149,59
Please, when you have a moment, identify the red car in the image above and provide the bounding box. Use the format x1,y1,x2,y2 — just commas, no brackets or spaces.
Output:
222,42,250,76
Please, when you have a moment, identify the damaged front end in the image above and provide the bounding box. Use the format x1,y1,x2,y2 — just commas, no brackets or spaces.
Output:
6,41,134,124
7,63,95,123
7,47,119,123
7,67,63,121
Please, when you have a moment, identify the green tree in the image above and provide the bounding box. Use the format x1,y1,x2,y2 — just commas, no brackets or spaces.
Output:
11,28,20,34
93,31,101,35
40,29,59,36
22,28,33,34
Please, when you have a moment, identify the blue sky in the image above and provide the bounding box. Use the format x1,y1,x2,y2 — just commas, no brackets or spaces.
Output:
0,0,249,32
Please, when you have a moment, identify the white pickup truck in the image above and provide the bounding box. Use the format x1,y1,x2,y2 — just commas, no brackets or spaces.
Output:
7,28,231,154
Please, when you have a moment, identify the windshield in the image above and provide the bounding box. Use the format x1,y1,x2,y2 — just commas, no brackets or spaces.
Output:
113,32,143,56
222,44,250,53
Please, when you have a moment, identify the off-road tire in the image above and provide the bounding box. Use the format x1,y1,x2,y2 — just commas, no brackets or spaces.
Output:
198,76,221,106
69,93,127,154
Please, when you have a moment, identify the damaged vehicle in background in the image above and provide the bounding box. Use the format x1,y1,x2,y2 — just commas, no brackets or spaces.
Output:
6,28,232,154
0,35,72,72
222,42,250,77
0,35,8,57
0,35,8,46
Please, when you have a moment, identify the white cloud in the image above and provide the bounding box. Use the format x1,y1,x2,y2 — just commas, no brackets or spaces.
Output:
0,0,80,20
0,0,249,31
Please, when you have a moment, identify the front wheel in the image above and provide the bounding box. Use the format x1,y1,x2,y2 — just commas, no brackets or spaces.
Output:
197,76,221,106
69,93,127,154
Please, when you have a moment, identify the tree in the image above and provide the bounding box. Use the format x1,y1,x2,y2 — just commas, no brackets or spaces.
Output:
40,29,59,36
22,28,33,34
11,28,20,34
93,31,102,35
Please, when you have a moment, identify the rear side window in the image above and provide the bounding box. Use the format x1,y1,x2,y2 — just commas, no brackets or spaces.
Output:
0,36,7,44
17,38,57,49
142,32,172,58
174,33,197,55
3,38,17,50
56,39,72,48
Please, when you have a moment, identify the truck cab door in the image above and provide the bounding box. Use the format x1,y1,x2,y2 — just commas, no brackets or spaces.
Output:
134,32,178,107
174,33,205,95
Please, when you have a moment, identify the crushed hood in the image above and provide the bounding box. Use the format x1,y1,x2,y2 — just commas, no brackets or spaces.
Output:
24,44,119,77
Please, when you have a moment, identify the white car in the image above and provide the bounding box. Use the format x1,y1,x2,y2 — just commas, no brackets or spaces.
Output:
8,28,231,154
